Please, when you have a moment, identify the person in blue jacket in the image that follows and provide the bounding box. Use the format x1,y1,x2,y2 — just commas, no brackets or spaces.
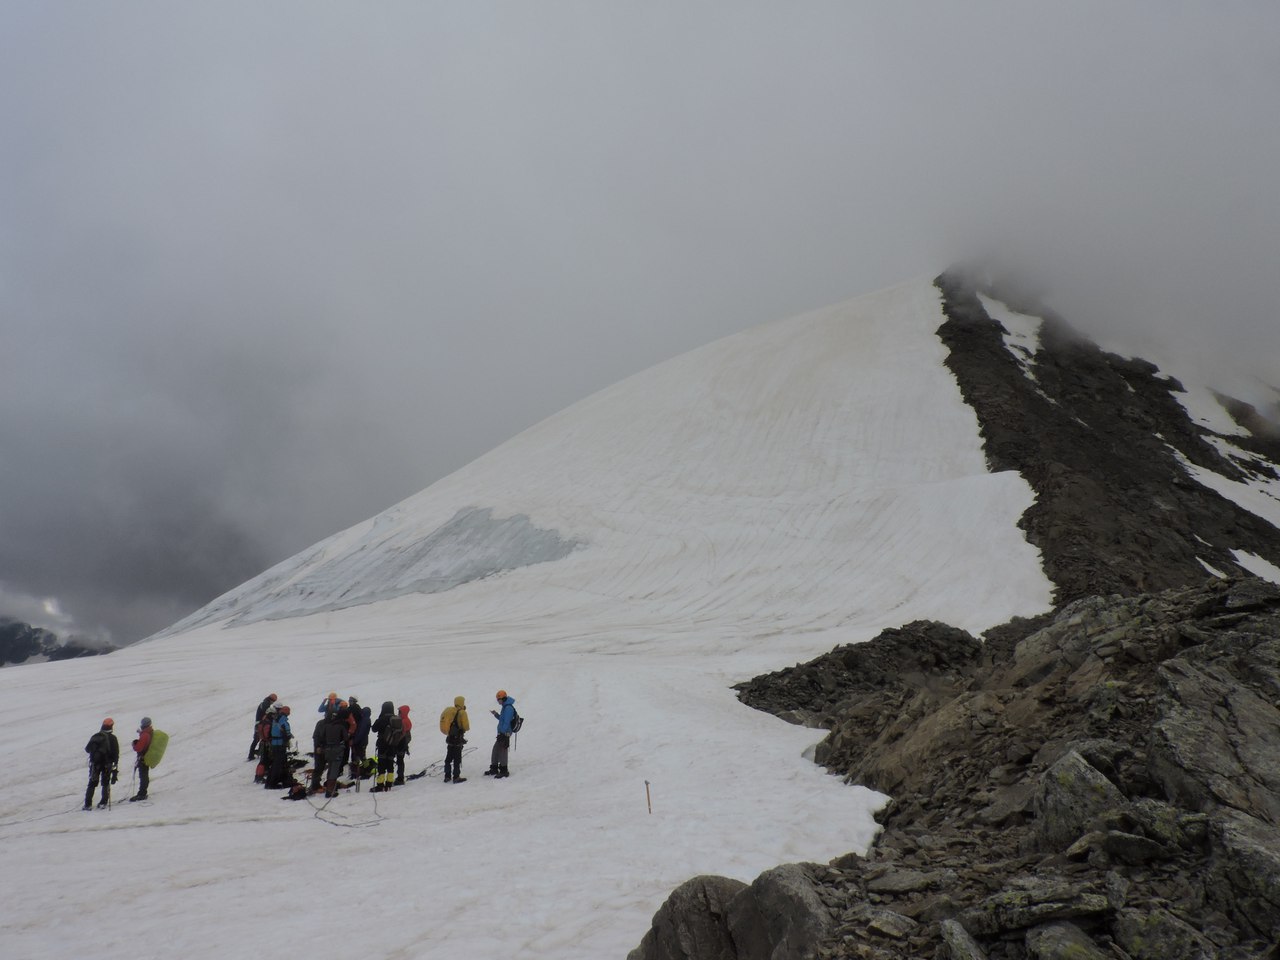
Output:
484,690,516,779
266,705,293,789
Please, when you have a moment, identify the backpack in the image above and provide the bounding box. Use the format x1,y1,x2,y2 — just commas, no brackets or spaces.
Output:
385,715,406,749
142,729,169,769
85,731,110,766
509,709,524,735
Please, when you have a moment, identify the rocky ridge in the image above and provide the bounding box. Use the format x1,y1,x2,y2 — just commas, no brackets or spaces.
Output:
629,275,1280,959
0,618,113,667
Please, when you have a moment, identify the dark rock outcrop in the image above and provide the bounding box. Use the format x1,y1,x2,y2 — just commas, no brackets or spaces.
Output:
0,618,114,667
935,270,1280,606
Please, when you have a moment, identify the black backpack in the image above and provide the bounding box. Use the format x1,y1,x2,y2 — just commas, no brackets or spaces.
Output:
85,731,110,766
509,709,524,735
385,715,406,748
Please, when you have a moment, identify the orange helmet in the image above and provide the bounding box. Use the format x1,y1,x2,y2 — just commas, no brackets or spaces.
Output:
495,690,507,700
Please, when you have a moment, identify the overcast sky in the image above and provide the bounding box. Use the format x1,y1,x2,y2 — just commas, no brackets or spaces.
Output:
2,2,1278,647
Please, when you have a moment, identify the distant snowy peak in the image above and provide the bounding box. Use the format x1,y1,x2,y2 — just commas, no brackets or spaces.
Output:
155,277,1052,643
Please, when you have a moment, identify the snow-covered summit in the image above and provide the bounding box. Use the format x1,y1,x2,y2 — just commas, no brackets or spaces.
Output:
1,277,1056,959
158,278,1051,644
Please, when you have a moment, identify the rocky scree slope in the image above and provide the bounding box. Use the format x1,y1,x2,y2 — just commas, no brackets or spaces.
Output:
935,271,1280,603
629,275,1280,959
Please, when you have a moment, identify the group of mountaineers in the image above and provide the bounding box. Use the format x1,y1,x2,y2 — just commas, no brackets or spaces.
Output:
250,689,520,799
82,690,519,809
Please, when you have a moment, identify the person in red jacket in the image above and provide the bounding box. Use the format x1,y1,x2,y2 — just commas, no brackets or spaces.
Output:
131,717,154,801
394,704,413,786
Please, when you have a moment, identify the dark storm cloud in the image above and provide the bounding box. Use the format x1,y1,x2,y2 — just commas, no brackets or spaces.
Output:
2,2,1277,644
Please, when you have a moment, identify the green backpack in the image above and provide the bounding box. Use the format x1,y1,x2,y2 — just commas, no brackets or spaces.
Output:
142,729,169,768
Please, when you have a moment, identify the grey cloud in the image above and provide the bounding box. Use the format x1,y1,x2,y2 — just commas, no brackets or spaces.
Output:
2,2,1277,644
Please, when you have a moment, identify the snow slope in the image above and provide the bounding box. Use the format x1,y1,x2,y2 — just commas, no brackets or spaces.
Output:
0,279,1054,959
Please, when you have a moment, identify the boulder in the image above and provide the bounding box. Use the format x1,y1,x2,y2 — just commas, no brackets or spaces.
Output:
1009,596,1137,687
865,867,955,895
1206,808,1280,941
627,875,746,960
864,907,917,940
1112,907,1217,960
1149,658,1280,825
1024,921,1110,959
725,863,834,960
956,881,1110,937
938,919,988,960
1033,749,1126,851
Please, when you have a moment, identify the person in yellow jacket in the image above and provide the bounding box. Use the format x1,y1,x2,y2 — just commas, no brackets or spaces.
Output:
439,696,470,783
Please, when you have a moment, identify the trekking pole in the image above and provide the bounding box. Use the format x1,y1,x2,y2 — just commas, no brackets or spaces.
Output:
645,780,652,814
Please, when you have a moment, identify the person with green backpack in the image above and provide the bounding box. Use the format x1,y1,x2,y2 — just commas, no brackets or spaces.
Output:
130,716,168,802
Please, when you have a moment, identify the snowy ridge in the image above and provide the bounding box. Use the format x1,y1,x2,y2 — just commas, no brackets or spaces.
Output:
0,278,1054,960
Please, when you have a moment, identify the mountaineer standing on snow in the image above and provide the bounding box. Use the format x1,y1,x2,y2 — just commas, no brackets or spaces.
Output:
485,690,516,779
255,701,277,784
130,717,154,801
266,705,293,789
394,704,413,786
440,695,470,783
248,693,277,761
350,704,371,780
84,718,119,809
308,712,328,795
321,703,350,798
371,700,397,792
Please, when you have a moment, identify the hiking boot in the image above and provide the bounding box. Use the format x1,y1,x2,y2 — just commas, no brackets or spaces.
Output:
129,794,147,802
83,803,92,811
96,800,109,808
394,777,404,786
453,776,467,783
495,765,509,779
483,767,498,776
